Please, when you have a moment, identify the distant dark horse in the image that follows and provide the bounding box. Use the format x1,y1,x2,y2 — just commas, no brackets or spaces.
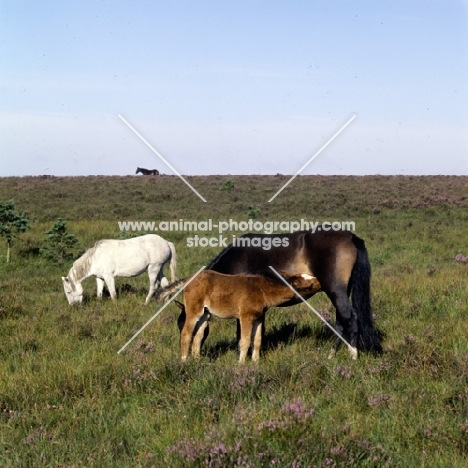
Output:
136,167,159,175
206,230,382,358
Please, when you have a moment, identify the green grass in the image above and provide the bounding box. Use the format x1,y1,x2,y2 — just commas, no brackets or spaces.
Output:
1,175,468,467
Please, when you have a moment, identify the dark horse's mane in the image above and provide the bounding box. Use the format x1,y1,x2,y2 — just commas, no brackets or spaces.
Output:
206,242,235,269
205,234,280,280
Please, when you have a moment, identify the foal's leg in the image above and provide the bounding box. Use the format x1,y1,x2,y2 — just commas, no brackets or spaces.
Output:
236,309,267,358
180,306,205,361
251,315,265,363
239,313,256,364
191,311,211,359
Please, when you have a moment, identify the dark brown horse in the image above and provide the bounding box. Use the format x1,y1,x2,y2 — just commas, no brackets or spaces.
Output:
206,230,382,358
136,167,159,175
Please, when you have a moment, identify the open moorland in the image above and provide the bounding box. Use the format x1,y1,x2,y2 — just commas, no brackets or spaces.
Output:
1,175,468,467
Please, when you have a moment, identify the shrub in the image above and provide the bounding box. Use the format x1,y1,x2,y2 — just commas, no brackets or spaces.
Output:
0,199,30,263
246,204,261,218
220,179,235,191
40,218,79,263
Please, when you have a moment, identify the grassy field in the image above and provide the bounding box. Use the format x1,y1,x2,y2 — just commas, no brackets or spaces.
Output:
1,175,468,467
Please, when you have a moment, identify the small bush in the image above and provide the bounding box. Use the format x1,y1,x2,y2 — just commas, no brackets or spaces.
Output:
220,179,235,191
0,199,30,263
40,218,79,263
247,204,261,218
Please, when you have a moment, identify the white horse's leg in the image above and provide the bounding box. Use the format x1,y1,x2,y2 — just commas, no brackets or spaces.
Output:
156,265,169,288
96,277,105,299
145,264,163,304
104,275,117,300
160,274,169,288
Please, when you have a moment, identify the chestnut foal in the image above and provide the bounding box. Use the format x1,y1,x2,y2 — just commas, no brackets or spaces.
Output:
157,270,321,364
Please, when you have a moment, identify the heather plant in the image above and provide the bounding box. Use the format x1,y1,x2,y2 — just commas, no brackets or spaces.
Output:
167,397,317,467
454,253,468,263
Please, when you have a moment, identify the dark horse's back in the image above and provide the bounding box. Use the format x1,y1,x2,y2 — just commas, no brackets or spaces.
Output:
207,229,355,281
207,230,381,353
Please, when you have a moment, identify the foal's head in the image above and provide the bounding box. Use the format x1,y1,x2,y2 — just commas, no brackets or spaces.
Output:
281,272,321,294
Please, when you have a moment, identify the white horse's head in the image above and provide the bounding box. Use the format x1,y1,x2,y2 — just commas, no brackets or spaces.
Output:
62,276,83,305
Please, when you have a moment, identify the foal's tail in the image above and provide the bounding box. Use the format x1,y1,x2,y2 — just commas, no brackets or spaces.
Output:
168,242,178,283
351,236,382,354
156,277,188,302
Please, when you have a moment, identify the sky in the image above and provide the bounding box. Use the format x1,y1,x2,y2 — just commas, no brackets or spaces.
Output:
1,0,467,176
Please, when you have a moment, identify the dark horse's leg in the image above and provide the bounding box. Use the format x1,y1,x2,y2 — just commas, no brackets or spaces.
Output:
318,233,381,358
309,232,359,359
327,289,358,359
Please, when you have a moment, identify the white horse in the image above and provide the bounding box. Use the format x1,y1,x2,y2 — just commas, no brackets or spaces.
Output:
62,234,177,305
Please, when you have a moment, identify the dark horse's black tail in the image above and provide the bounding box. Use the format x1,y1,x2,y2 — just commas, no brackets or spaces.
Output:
351,236,382,354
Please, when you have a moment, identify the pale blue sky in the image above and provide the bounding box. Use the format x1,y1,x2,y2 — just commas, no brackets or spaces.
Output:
1,0,467,176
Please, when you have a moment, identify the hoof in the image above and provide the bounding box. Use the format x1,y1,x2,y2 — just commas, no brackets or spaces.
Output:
349,347,358,360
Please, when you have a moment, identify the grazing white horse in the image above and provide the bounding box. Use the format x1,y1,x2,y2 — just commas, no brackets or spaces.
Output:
62,234,177,305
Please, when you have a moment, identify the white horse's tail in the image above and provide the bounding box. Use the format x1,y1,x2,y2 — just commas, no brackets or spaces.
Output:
156,277,189,302
168,242,178,282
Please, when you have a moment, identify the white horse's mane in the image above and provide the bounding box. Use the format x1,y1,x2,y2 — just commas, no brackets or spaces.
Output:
70,245,97,281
